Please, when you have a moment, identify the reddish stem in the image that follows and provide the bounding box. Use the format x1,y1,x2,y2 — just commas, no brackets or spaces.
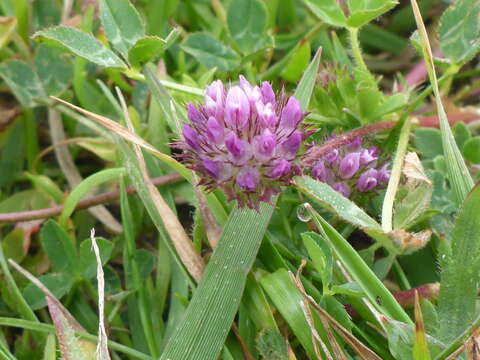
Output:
303,121,395,165
345,283,440,318
0,173,182,224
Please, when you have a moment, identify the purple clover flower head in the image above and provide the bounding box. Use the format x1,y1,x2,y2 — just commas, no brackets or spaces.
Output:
175,76,309,209
306,137,390,198
339,152,361,179
357,168,378,192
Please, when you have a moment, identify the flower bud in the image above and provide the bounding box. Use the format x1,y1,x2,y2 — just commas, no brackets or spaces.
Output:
183,124,200,150
261,81,275,104
206,116,224,144
225,131,248,163
359,147,378,166
280,97,302,128
282,130,302,157
268,159,291,179
377,163,391,183
237,166,260,191
339,152,361,179
357,168,378,192
253,129,276,162
225,86,250,130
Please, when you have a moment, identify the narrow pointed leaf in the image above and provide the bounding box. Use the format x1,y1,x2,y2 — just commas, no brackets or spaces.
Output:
160,202,275,360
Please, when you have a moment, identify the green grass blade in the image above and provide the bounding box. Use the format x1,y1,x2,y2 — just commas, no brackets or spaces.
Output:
260,268,318,358
293,48,322,110
295,176,382,231
159,202,275,360
410,0,474,204
305,205,412,324
0,317,151,360
59,167,125,227
0,243,38,323
437,184,480,343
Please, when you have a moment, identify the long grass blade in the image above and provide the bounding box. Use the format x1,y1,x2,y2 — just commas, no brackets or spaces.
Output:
160,202,275,360
410,0,474,204
304,204,412,324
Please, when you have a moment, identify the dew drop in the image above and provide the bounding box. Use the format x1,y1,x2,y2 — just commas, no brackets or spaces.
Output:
296,202,312,222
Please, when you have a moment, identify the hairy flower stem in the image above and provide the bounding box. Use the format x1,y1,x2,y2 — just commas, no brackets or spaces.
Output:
303,121,395,166
349,27,368,72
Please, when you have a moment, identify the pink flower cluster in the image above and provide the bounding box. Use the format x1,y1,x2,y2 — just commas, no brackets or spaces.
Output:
309,137,390,197
176,76,309,209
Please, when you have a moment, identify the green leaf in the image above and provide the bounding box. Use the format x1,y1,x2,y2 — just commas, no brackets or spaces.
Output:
182,33,240,71
2,229,28,263
293,48,322,111
347,0,398,28
78,237,114,279
33,26,126,69
227,0,268,55
23,273,74,310
383,319,444,360
159,203,275,360
410,0,474,204
25,173,64,204
35,45,73,96
281,40,311,83
255,328,289,360
295,176,383,231
302,232,333,289
0,60,46,107
414,128,443,159
303,0,347,27
0,16,16,49
125,249,155,288
100,0,145,57
438,184,480,343
40,220,77,274
452,122,471,150
260,269,317,358
463,137,480,164
307,208,412,324
128,36,166,68
60,167,125,226
438,0,480,64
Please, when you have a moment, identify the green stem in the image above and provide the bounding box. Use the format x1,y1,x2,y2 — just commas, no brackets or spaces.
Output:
393,260,411,290
381,117,412,232
349,27,368,72
120,181,159,358
0,317,151,360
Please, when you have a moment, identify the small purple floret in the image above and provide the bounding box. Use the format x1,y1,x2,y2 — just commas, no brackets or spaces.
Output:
339,152,361,179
